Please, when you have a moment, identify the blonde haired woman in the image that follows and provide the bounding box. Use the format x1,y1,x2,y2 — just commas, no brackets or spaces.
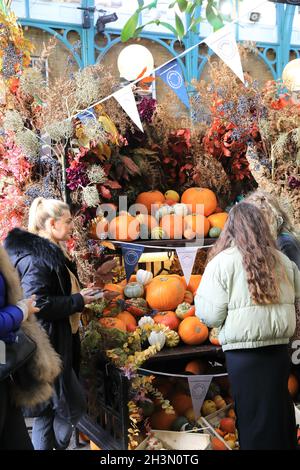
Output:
4,197,113,450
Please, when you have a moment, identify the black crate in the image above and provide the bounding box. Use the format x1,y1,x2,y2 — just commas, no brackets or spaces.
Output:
78,345,224,450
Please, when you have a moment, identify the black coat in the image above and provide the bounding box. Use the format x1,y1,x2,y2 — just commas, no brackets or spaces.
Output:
4,228,86,422
277,232,300,270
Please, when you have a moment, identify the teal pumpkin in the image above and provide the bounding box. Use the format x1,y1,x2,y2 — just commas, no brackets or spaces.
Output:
124,282,144,298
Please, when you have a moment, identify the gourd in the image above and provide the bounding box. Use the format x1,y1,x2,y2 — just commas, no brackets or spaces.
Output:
175,302,196,320
148,331,166,350
136,269,153,286
172,203,189,217
138,316,155,328
123,282,144,298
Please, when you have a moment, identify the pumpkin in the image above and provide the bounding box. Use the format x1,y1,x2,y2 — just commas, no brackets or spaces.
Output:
150,409,178,431
136,190,165,214
171,393,193,415
209,327,221,346
124,282,144,298
201,400,217,416
181,187,217,216
211,437,229,451
184,214,210,239
208,212,228,230
109,214,140,241
136,269,153,286
148,331,166,350
173,203,189,217
103,283,124,300
175,302,195,320
146,276,185,311
169,274,187,290
124,297,150,317
288,374,299,397
164,190,180,202
178,317,209,345
213,395,227,410
183,290,194,304
155,204,174,221
159,214,184,239
220,418,236,434
116,311,137,332
184,359,208,375
186,274,202,295
89,216,108,240
153,311,180,331
209,227,221,238
136,214,158,236
98,317,126,332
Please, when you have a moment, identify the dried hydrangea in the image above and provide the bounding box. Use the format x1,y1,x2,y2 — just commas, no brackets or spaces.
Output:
82,185,100,207
74,67,101,107
20,67,44,97
43,119,73,142
15,130,40,162
2,43,21,79
82,120,106,143
3,110,24,133
87,164,107,184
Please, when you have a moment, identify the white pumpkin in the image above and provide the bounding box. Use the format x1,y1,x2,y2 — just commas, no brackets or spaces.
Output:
124,282,144,298
138,316,155,328
148,331,166,350
136,269,153,286
155,204,174,221
173,203,189,217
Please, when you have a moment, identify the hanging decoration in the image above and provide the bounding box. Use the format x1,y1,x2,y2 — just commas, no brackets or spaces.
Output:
121,243,145,281
113,85,144,132
175,247,198,285
156,60,190,109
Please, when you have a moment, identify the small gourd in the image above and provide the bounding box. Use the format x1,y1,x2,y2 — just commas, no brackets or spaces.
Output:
148,331,166,350
124,282,144,298
138,316,155,328
173,203,189,217
136,269,153,286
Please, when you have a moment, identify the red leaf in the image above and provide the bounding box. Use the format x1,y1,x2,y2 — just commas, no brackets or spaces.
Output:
99,186,112,199
105,180,122,189
121,156,141,175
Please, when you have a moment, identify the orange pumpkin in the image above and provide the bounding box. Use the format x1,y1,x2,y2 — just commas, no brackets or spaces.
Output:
89,216,109,240
209,328,221,346
98,317,126,332
150,410,178,431
159,214,184,239
171,393,193,415
288,374,299,398
153,311,180,331
109,214,140,241
136,191,165,214
183,290,194,304
104,283,124,300
184,359,208,375
178,317,209,345
146,276,185,311
169,274,187,290
211,437,228,451
184,214,210,239
181,187,217,216
116,311,137,332
186,275,202,295
208,212,228,230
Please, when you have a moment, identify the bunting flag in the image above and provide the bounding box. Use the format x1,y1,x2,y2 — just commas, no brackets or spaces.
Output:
176,247,198,286
204,26,244,83
113,85,144,132
156,60,190,109
187,375,214,420
121,244,144,281
77,108,96,124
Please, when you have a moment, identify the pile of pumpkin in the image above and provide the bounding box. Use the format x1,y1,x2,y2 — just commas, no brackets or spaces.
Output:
89,187,228,241
99,268,221,349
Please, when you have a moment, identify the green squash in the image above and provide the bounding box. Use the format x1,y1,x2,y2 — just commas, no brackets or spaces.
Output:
209,227,221,238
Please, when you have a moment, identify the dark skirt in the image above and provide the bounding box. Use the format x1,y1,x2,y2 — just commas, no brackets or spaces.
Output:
225,345,297,450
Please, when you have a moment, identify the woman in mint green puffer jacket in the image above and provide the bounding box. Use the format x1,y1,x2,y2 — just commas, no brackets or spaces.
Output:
195,202,300,450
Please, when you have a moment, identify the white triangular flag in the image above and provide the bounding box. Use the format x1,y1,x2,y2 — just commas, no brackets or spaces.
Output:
205,26,244,83
176,247,198,286
188,375,214,420
113,85,143,132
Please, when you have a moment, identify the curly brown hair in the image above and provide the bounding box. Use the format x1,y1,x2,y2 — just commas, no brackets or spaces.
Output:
208,202,284,305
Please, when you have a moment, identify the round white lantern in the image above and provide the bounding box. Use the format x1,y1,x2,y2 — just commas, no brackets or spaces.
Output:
117,44,154,81
282,58,300,92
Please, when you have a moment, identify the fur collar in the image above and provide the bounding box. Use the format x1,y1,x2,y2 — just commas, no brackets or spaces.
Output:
0,244,23,304
5,228,66,271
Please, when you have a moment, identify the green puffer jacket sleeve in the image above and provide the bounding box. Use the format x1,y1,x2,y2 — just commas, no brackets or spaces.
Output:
194,257,229,328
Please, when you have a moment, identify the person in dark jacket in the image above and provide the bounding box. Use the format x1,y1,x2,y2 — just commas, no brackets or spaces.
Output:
0,244,40,449
4,197,115,450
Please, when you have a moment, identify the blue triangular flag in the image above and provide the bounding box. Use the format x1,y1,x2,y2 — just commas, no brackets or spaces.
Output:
156,60,190,109
121,244,144,281
77,108,96,124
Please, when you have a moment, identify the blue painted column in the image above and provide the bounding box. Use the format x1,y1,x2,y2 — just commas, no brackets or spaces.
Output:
81,0,95,67
183,6,202,85
276,3,295,78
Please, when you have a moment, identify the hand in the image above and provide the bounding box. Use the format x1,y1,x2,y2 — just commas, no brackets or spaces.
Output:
25,295,40,316
80,288,100,305
103,290,120,302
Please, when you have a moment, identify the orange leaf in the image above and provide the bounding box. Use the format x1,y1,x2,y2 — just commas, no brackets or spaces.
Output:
139,76,155,84
135,67,147,80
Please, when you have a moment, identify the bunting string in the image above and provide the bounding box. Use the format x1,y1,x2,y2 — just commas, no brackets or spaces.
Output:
102,239,215,251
